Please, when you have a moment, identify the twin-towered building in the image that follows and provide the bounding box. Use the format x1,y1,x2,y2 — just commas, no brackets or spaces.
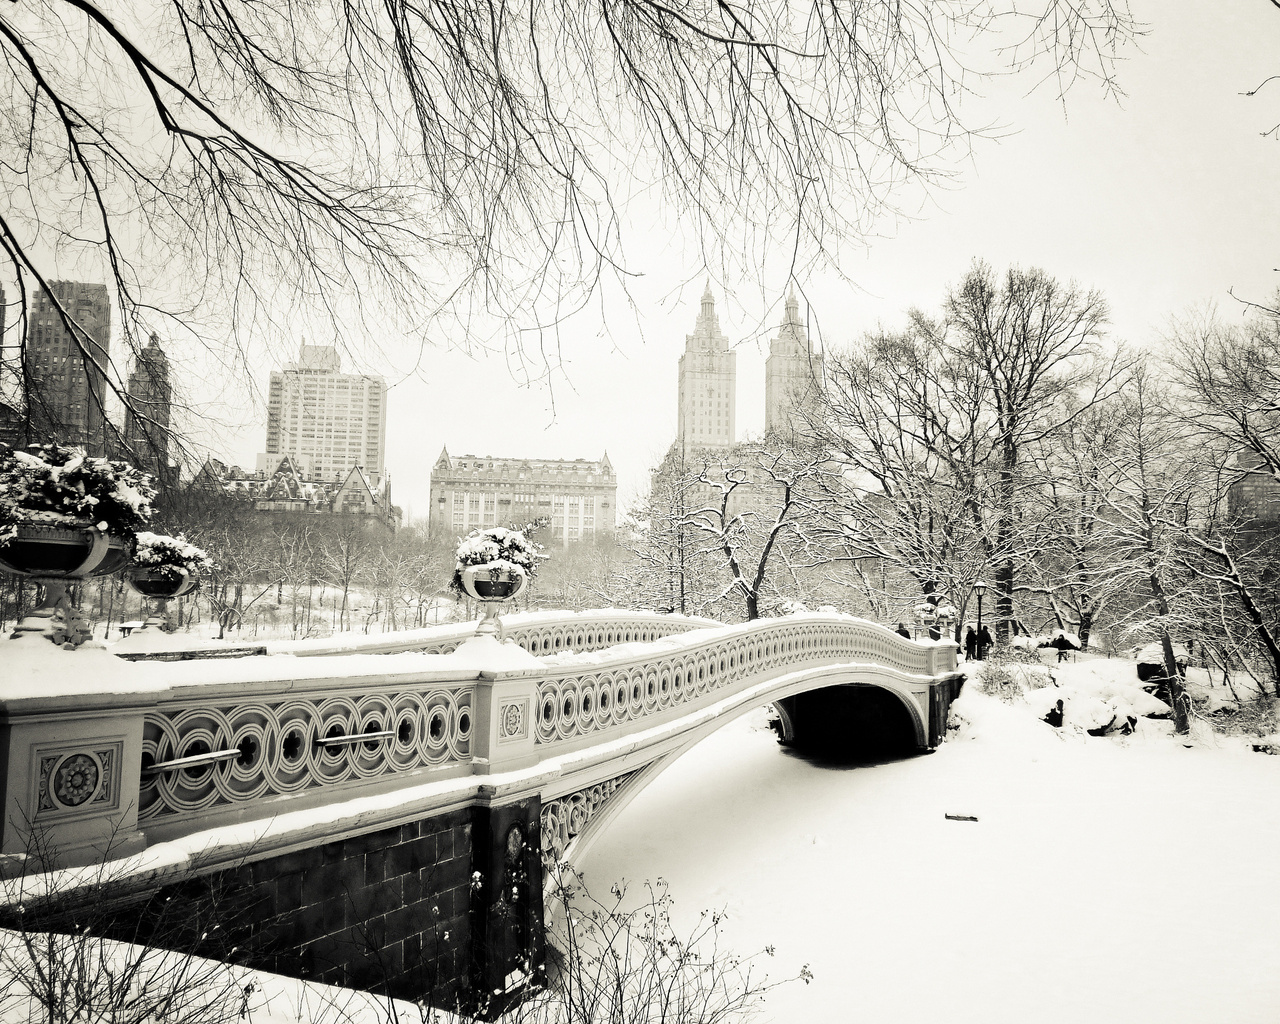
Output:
677,284,824,453
427,285,823,544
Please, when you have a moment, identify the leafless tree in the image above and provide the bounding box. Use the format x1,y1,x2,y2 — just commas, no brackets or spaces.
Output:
1170,303,1280,484
941,262,1131,636
675,440,837,621
0,1,1137,458
1020,400,1134,645
813,326,992,631
813,265,1130,638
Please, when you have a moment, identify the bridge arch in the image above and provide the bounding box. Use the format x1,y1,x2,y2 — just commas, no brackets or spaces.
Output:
539,664,932,876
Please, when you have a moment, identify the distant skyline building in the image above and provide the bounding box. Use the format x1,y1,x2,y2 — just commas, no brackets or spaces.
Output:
764,289,824,436
677,284,736,450
124,332,172,478
195,455,399,530
23,281,111,455
258,342,387,485
429,449,617,546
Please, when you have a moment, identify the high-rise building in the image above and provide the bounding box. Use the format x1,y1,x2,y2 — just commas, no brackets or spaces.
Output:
764,289,824,436
24,281,110,454
677,284,736,451
124,332,172,477
0,285,18,449
258,342,387,485
429,449,617,546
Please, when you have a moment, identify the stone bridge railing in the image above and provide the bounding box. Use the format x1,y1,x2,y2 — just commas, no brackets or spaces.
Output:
0,614,956,875
267,610,720,657
118,610,720,662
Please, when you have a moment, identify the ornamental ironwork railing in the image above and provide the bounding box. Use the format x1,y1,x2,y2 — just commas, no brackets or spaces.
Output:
138,682,474,822
531,617,947,745
3,612,956,866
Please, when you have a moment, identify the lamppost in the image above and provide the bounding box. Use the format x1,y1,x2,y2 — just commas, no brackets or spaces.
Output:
973,579,988,660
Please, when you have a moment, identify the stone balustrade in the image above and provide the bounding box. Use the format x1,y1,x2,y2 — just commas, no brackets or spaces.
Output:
0,613,957,875
262,610,722,658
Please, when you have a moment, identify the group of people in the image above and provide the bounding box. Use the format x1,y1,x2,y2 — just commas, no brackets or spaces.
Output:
893,622,992,661
964,625,993,661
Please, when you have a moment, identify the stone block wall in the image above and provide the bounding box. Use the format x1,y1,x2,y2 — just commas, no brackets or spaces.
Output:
225,808,476,1006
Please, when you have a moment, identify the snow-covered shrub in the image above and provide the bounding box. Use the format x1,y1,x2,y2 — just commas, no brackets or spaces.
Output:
1207,696,1278,738
132,532,214,580
0,443,155,544
450,526,544,595
777,599,809,615
976,641,1051,700
518,869,810,1024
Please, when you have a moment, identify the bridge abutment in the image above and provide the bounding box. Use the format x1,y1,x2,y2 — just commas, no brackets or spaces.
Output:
159,799,546,1012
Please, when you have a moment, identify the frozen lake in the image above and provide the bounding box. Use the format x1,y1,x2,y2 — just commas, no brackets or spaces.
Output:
580,693,1280,1024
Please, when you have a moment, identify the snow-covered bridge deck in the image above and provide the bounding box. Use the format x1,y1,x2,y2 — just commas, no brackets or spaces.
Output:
0,612,960,1004
115,608,721,661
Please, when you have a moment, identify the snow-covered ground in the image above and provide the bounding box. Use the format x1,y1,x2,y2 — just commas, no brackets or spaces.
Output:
5,652,1277,1022
579,657,1280,1024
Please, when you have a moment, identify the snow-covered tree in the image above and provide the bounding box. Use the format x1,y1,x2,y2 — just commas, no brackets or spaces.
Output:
813,263,1130,637
681,441,837,621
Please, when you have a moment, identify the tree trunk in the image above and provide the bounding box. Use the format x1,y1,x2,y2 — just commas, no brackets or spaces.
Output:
1160,629,1191,735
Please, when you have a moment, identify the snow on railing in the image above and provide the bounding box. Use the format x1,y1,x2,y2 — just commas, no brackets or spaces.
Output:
528,615,953,745
1,613,955,867
121,609,720,659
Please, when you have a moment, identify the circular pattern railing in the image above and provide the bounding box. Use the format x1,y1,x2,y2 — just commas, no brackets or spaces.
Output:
286,612,714,657
139,686,473,821
534,619,932,745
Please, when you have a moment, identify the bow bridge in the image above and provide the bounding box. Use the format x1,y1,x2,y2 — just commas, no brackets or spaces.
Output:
0,611,960,1010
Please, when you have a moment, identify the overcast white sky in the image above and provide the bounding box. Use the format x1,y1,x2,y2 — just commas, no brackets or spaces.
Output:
218,1,1280,523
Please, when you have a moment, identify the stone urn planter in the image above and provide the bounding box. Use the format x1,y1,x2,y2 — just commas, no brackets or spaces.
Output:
126,533,211,632
0,444,157,646
0,522,134,644
0,521,133,579
459,563,528,638
127,567,199,600
451,527,542,642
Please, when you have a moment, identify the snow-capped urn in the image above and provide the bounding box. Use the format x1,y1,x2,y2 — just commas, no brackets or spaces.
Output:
0,443,156,545
0,444,157,647
129,532,213,596
127,532,211,630
131,532,213,580
451,527,543,599
914,599,957,624
452,527,543,640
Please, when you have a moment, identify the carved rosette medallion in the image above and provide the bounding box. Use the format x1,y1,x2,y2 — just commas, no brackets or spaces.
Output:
35,745,118,817
55,754,99,806
499,699,528,742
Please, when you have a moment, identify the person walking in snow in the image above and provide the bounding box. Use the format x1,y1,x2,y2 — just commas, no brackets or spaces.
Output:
977,625,993,659
964,626,977,661
895,623,911,639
